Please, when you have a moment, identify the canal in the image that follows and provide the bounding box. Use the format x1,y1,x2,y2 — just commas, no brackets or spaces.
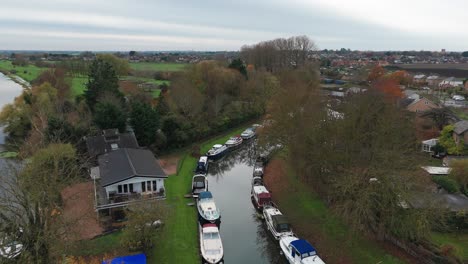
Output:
207,141,286,264
0,72,24,146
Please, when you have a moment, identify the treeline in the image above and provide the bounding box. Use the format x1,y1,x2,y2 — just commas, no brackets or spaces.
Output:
240,35,316,72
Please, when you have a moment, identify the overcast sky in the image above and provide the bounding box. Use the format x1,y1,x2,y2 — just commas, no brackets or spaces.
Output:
0,0,466,51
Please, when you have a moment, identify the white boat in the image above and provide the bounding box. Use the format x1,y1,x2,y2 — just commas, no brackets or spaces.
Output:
225,136,243,148
0,240,22,260
192,174,208,197
195,156,209,174
240,128,255,140
197,191,221,226
199,223,224,264
251,177,272,210
280,236,325,264
206,144,229,160
263,205,294,240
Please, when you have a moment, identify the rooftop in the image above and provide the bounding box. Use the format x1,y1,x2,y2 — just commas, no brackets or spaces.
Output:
454,120,468,134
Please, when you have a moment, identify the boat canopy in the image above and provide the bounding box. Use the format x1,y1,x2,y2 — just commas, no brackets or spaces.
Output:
199,156,208,163
213,144,223,148
199,191,213,199
203,223,217,228
290,239,316,256
271,215,291,232
258,192,271,199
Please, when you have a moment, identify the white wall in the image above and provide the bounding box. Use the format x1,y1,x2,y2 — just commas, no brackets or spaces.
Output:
104,177,165,197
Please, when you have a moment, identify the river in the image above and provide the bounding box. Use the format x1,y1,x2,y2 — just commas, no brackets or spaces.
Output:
0,72,24,147
207,141,287,264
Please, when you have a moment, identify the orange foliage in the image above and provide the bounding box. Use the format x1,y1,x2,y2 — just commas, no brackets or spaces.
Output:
246,64,255,71
373,78,403,99
387,70,412,85
367,65,385,82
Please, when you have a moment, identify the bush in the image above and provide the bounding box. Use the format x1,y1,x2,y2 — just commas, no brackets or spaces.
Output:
432,176,460,193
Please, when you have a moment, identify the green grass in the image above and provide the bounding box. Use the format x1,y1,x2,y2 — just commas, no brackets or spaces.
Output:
0,60,46,82
69,76,87,96
151,89,161,98
129,62,188,72
69,231,124,256
121,76,170,86
431,232,468,261
149,126,247,263
0,151,18,158
277,164,407,264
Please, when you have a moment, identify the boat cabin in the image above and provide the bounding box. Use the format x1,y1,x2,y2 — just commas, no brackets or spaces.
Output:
192,174,208,197
195,156,209,174
251,185,272,209
289,239,323,264
271,215,291,233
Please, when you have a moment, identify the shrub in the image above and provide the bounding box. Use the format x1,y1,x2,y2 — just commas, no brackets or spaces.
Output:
432,176,460,193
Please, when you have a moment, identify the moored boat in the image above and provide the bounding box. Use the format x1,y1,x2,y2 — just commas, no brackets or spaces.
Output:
192,174,208,197
279,236,325,264
263,205,294,240
225,136,243,148
197,191,221,226
195,156,209,174
251,177,272,210
240,128,255,140
206,144,228,160
199,223,224,264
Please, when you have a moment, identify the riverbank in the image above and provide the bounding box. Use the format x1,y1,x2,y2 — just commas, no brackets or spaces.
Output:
264,158,416,264
149,126,248,263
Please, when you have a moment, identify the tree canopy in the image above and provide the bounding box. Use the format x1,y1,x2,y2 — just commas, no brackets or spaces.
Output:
84,58,122,109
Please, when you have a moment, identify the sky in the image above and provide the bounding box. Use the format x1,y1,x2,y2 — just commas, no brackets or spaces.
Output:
0,0,466,51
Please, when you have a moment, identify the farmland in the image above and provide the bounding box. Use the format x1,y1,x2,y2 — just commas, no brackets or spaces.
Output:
129,62,188,72
0,60,46,82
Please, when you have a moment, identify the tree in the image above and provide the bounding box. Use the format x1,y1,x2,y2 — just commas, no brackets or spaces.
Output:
438,125,465,155
0,144,81,263
84,58,122,109
420,107,458,130
228,58,247,78
130,102,159,146
372,78,403,99
93,102,127,132
121,201,168,253
367,65,385,82
129,51,137,57
462,51,468,57
449,160,468,194
96,54,131,76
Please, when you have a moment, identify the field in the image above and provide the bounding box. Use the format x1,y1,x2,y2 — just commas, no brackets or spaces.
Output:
0,60,45,82
69,76,88,96
431,232,468,261
390,64,468,78
129,62,188,72
149,126,247,263
121,76,170,85
264,158,409,264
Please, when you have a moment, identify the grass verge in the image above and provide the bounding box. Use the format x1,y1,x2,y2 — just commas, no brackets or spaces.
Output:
0,60,45,82
431,232,468,261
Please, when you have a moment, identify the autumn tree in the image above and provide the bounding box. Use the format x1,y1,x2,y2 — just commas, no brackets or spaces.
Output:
372,78,403,99
96,53,131,76
367,65,385,82
228,58,247,78
420,107,458,131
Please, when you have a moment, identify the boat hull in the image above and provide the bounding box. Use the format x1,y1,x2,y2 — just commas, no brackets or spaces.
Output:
206,150,228,160
198,211,221,227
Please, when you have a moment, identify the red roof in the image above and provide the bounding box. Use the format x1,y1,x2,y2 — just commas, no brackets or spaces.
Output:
258,193,271,199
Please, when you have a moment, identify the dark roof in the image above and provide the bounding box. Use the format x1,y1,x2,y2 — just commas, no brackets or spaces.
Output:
86,131,139,157
400,98,415,108
291,239,316,255
272,214,290,232
454,120,468,135
99,148,167,187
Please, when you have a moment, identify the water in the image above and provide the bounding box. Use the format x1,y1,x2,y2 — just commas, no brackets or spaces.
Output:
207,141,286,264
0,72,24,146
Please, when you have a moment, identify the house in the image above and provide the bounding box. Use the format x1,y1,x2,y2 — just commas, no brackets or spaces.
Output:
413,74,426,85
421,138,438,152
406,96,440,113
453,120,468,146
439,77,464,89
97,148,167,203
346,87,367,95
86,129,139,158
426,75,441,87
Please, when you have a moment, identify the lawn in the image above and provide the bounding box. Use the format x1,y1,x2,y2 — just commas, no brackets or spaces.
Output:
129,62,188,72
69,76,88,96
121,76,170,86
265,159,408,264
68,231,124,256
151,89,161,98
0,60,46,82
149,126,247,263
431,232,468,261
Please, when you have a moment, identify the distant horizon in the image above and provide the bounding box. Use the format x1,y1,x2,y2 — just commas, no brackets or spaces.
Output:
1,0,467,51
0,49,464,53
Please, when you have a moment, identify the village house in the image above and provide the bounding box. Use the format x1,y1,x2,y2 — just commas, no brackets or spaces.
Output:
85,129,139,158
421,138,438,152
426,75,441,87
439,77,464,89
413,74,426,85
453,120,468,146
406,96,440,113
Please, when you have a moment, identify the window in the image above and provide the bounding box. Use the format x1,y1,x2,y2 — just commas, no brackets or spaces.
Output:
153,181,157,192
424,100,428,105
123,184,128,193
129,184,134,193
141,182,146,192
118,185,122,193
147,181,151,191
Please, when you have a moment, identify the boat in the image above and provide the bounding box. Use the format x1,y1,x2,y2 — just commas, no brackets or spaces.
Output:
206,144,229,160
240,128,255,140
199,223,224,264
195,156,209,174
279,236,325,264
192,174,208,197
251,177,272,210
263,205,294,239
197,191,221,226
0,239,22,260
253,158,264,177
225,136,243,148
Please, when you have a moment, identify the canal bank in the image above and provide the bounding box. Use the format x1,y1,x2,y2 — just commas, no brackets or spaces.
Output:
0,72,25,152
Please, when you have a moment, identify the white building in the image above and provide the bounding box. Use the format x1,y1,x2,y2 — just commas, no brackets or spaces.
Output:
421,138,438,152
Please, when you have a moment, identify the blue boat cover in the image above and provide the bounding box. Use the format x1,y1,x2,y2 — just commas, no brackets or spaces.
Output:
291,239,316,255
198,191,213,199
102,253,146,264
